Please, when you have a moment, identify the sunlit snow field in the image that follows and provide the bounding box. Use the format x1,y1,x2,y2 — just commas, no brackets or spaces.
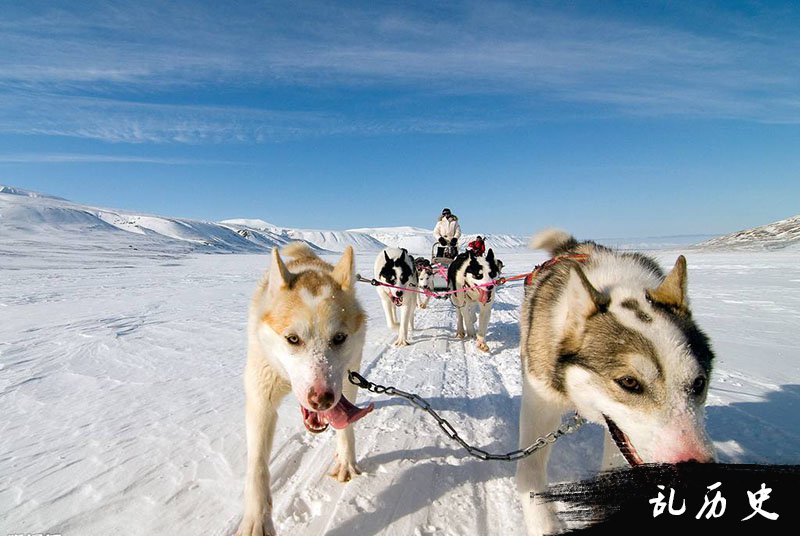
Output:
1,236,798,535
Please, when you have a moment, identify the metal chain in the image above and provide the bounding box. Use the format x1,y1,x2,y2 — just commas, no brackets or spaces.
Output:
348,371,585,461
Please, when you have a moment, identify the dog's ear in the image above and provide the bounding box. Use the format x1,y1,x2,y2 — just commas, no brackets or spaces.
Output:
333,246,355,291
399,249,406,260
486,248,494,262
384,250,391,263
562,263,609,352
646,255,688,311
269,248,293,290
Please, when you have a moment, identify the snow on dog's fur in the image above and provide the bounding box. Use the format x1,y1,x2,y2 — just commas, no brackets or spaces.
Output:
237,243,373,536
447,248,502,352
516,229,716,536
374,247,417,346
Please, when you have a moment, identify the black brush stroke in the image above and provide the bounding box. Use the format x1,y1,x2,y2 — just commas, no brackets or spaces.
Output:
536,463,799,534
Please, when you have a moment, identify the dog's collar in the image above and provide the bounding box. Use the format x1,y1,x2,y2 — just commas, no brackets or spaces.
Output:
524,253,589,286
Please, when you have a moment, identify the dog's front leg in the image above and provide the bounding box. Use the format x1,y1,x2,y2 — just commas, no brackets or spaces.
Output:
475,302,491,352
465,303,477,339
516,378,566,536
409,293,417,332
419,292,430,309
330,374,363,482
238,378,285,536
395,294,416,346
455,305,466,338
378,290,399,331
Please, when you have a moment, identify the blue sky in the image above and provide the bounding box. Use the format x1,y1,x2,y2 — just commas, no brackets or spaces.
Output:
1,0,798,237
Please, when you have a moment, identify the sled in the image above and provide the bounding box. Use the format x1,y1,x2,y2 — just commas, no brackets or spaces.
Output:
430,243,458,292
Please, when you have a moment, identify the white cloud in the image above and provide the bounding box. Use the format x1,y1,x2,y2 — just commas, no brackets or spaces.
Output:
0,153,244,165
0,0,799,143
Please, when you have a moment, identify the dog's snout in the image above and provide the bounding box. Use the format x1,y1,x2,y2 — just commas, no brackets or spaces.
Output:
307,386,335,411
396,291,403,297
486,285,494,291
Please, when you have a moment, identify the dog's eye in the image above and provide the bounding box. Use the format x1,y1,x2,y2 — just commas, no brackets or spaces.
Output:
690,376,706,396
285,334,301,346
331,332,348,346
616,376,643,394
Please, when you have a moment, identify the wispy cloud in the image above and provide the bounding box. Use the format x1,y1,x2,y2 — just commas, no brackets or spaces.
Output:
0,93,520,144
1,0,799,144
0,152,245,165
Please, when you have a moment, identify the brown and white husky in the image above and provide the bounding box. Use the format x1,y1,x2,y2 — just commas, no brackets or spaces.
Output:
237,243,373,536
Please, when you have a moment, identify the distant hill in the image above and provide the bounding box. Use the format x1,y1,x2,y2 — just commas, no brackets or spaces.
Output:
0,185,525,255
698,215,800,250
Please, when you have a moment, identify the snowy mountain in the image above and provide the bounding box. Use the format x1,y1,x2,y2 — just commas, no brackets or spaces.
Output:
697,214,800,250
1,185,526,256
0,185,289,254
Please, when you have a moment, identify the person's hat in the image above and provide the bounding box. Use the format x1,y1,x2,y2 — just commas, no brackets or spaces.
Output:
441,208,452,216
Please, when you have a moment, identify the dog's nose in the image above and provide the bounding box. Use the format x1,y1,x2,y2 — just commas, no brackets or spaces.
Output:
307,387,335,411
396,291,403,297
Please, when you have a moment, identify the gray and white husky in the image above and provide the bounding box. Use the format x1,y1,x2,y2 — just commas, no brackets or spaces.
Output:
447,248,503,352
516,229,716,535
374,247,417,346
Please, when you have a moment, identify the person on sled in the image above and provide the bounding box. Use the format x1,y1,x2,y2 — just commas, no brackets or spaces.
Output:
434,208,461,258
467,235,486,256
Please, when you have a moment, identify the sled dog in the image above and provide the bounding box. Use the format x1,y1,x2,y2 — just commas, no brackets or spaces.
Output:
415,258,435,309
374,247,417,346
447,248,502,352
516,230,716,535
237,243,373,536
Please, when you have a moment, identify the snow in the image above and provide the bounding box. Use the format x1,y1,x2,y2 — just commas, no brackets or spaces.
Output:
1,187,798,535
220,219,279,230
0,185,66,200
347,226,527,257
698,214,800,250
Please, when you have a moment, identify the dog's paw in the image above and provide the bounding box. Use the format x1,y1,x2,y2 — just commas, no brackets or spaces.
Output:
236,514,276,536
456,331,466,339
329,458,361,482
476,339,490,352
393,338,409,347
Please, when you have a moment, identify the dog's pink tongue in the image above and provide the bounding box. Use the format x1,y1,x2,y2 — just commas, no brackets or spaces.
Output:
321,394,374,429
478,288,490,304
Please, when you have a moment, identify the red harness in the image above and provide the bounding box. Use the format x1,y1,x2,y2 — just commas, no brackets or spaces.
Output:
524,254,590,286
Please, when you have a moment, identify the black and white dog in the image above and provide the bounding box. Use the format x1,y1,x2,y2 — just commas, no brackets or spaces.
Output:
374,248,417,346
447,249,502,352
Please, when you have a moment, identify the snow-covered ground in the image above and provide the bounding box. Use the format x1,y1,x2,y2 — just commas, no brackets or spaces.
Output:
1,232,798,535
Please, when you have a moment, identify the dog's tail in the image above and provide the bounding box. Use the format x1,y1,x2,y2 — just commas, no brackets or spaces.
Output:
281,241,318,261
530,228,576,256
